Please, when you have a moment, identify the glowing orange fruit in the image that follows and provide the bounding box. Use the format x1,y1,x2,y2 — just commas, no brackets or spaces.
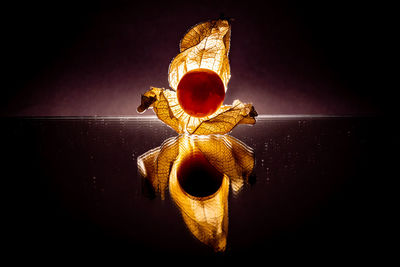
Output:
177,151,223,197
177,69,225,117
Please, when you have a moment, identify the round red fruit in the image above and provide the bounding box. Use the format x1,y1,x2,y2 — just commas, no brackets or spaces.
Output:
177,69,225,117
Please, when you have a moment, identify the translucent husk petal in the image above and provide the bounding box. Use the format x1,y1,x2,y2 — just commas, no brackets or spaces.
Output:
137,87,257,135
168,19,231,91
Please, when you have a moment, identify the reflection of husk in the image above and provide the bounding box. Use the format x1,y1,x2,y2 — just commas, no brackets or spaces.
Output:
137,135,254,251
170,167,229,252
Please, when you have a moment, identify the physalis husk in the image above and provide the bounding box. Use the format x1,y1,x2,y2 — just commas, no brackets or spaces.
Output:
137,19,257,134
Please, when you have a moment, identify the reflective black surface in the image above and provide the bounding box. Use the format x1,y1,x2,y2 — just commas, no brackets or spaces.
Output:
2,117,395,262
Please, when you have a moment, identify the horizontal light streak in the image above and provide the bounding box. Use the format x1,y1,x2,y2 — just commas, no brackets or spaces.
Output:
15,114,355,120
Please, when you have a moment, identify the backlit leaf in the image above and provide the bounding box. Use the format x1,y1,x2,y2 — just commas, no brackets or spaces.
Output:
137,87,257,135
168,19,231,91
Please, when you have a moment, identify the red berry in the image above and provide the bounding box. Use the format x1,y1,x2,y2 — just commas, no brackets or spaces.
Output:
177,69,225,117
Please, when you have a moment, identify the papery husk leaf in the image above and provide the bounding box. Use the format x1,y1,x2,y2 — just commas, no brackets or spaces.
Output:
137,87,257,135
168,19,231,90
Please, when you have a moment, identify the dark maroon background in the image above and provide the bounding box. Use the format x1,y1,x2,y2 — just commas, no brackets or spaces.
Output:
2,0,394,116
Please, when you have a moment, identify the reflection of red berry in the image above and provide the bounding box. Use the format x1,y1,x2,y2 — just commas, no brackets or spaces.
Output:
177,151,223,197
177,69,225,117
